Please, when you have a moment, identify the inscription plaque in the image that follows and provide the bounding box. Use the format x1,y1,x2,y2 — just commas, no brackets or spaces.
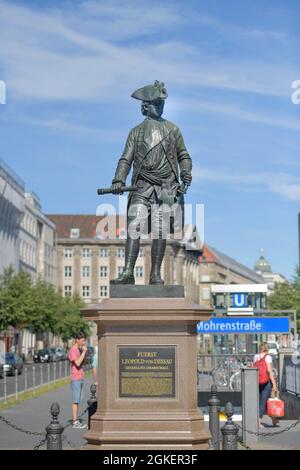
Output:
119,346,176,398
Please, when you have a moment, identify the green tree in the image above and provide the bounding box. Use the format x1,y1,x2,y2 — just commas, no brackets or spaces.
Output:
268,266,300,332
56,294,90,342
29,279,61,336
0,268,90,344
0,266,33,331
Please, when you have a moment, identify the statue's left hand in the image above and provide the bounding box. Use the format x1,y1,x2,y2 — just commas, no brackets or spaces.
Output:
181,172,192,185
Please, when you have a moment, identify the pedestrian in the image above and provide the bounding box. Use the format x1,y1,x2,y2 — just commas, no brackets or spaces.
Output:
68,332,88,429
253,342,279,428
92,345,98,387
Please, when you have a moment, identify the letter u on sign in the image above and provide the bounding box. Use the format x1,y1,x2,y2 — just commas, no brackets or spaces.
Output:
232,293,247,308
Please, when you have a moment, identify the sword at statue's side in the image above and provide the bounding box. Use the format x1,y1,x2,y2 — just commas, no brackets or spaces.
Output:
97,186,137,195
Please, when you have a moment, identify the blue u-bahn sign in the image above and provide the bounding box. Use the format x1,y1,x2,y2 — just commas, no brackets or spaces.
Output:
231,293,248,308
197,317,289,334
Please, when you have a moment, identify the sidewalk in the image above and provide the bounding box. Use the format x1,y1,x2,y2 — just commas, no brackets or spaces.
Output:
246,419,300,450
0,376,93,450
1,378,299,450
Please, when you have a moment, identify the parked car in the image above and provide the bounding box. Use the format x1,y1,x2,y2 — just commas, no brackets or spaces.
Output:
50,348,61,362
33,348,54,363
53,347,68,361
4,353,24,375
0,362,3,379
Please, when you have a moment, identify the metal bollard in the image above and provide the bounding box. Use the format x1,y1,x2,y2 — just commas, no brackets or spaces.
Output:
87,384,97,429
46,402,63,450
208,384,220,450
221,402,239,450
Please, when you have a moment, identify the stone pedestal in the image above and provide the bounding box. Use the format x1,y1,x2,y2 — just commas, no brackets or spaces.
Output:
81,288,212,450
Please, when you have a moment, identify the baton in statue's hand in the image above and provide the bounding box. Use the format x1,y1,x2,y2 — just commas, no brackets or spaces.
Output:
97,185,137,195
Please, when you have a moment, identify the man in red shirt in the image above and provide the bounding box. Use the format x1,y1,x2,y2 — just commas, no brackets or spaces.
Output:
68,333,88,429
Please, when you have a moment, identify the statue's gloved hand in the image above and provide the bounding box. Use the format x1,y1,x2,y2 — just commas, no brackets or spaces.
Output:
180,172,192,186
112,181,124,194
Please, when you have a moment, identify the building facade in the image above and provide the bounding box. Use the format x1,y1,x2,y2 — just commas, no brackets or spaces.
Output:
48,215,264,308
0,158,25,276
19,192,56,286
198,245,265,308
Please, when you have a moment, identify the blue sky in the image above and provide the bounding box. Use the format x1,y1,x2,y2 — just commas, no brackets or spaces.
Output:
0,0,300,279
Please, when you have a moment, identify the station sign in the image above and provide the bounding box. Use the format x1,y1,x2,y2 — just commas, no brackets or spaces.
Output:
197,317,289,334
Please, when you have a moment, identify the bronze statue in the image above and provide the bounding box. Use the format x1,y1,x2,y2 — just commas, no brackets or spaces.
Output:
107,81,192,285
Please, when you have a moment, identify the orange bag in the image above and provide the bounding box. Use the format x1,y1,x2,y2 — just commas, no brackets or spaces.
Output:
267,397,285,418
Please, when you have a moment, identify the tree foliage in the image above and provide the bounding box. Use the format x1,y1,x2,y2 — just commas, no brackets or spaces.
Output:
0,267,90,341
268,266,300,332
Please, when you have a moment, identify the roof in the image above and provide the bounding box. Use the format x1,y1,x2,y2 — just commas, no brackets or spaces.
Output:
199,245,265,283
47,214,126,239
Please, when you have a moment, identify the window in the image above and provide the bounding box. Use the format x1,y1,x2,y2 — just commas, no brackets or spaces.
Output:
64,248,73,258
81,248,91,258
117,266,124,276
100,286,108,298
201,287,210,301
117,248,125,258
64,266,72,277
19,241,22,260
29,246,33,266
139,248,144,258
82,286,90,298
100,266,108,278
99,248,109,257
135,266,143,278
64,286,72,297
70,228,80,239
82,266,90,278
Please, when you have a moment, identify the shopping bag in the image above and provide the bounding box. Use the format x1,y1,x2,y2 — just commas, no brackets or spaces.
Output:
267,397,285,418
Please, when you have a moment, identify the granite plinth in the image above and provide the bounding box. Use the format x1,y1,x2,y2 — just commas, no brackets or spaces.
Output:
81,296,212,450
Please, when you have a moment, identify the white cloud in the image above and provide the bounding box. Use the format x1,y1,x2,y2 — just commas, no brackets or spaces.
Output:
174,99,300,132
194,167,300,202
19,115,123,140
0,0,297,103
191,12,289,42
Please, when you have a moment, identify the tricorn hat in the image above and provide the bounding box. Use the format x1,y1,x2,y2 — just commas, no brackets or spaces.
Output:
131,80,168,101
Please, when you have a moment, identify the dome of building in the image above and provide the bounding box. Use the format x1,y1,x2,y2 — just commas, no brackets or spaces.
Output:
254,249,272,273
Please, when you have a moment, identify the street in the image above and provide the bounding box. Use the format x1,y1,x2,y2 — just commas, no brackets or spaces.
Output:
0,361,92,399
0,376,93,450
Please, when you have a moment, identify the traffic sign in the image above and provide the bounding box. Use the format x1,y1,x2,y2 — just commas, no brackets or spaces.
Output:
197,317,289,334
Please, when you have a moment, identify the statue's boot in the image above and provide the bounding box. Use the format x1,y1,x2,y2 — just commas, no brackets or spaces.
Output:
149,239,166,285
111,238,140,284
